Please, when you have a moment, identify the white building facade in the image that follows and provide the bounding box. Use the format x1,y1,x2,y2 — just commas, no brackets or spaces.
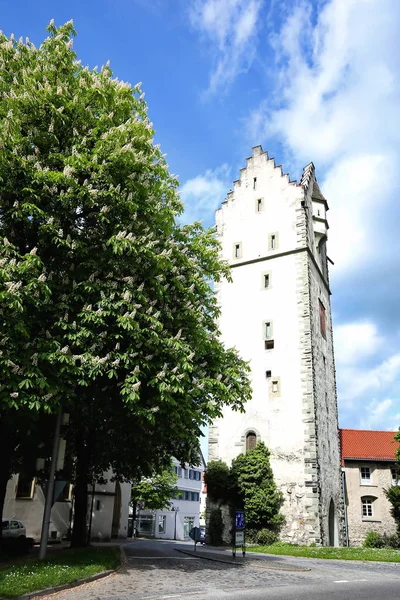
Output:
136,458,204,540
209,146,343,546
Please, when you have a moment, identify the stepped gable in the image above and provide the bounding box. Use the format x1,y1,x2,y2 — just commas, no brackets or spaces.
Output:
220,146,299,206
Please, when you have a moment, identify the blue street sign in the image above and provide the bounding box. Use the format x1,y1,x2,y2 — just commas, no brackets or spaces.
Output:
235,511,245,530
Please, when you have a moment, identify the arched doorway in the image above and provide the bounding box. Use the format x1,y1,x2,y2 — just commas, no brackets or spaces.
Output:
246,431,257,452
328,499,338,546
112,482,121,538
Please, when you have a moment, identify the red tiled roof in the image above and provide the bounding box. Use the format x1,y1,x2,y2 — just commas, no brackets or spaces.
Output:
340,429,399,464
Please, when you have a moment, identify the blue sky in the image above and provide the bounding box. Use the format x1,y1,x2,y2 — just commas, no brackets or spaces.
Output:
2,0,400,439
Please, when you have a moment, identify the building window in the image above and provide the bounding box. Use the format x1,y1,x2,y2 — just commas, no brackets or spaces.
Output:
268,233,278,251
391,467,399,485
96,500,101,511
319,300,326,339
246,431,257,452
256,198,263,212
360,466,371,484
58,483,73,502
184,516,195,538
262,272,271,289
233,242,242,259
266,370,271,378
253,177,257,190
361,497,374,518
16,474,36,499
263,321,274,349
271,378,280,395
158,515,166,534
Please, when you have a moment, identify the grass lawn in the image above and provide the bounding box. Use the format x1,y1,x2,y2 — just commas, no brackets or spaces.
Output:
248,543,400,562
0,547,120,599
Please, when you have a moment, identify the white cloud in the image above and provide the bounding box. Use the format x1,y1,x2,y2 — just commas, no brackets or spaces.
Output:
247,0,400,274
180,164,231,224
337,350,400,404
358,398,394,430
322,153,396,272
334,321,383,365
189,0,263,94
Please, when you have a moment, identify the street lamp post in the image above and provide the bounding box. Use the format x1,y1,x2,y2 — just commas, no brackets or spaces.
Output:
171,505,180,540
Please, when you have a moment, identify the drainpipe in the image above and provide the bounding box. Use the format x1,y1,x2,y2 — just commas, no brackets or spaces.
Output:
341,468,349,547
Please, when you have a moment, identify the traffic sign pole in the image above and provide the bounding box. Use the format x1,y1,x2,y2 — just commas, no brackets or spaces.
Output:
233,510,245,558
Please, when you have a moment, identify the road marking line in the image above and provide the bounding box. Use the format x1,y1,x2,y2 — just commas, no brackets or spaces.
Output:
334,579,369,584
142,593,203,600
128,556,197,559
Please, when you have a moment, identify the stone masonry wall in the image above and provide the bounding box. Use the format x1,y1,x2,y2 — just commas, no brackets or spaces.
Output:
308,257,344,545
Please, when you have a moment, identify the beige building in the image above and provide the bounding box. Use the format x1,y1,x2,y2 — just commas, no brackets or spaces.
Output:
340,429,399,546
209,146,343,546
3,470,131,543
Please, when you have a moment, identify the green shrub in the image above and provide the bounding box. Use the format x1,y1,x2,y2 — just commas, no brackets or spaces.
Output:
382,533,400,549
256,528,278,546
384,486,400,534
208,508,224,546
244,529,258,544
363,531,385,548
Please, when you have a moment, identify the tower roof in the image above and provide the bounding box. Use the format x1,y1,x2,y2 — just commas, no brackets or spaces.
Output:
300,162,328,206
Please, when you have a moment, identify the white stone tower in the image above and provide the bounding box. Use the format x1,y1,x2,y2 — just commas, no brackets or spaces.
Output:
209,146,343,546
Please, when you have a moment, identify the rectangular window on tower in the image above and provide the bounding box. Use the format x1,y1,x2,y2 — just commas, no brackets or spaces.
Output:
261,272,271,289
263,321,274,349
271,377,280,397
253,177,257,190
233,242,242,259
319,300,327,339
268,233,279,251
256,198,264,212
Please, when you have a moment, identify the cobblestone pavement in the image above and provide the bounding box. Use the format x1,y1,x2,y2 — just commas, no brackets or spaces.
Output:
42,540,400,600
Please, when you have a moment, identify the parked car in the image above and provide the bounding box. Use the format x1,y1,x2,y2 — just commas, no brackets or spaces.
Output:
2,519,26,539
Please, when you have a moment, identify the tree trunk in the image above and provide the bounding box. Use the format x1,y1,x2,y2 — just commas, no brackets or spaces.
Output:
0,419,13,539
0,468,9,540
70,436,89,547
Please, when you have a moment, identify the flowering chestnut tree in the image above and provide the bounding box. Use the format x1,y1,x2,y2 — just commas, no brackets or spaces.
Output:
0,21,251,544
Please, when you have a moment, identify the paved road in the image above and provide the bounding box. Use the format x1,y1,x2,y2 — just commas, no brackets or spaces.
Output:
46,539,400,600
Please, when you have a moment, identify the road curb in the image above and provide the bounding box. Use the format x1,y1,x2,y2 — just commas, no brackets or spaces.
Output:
13,546,126,600
174,548,311,572
174,548,244,566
